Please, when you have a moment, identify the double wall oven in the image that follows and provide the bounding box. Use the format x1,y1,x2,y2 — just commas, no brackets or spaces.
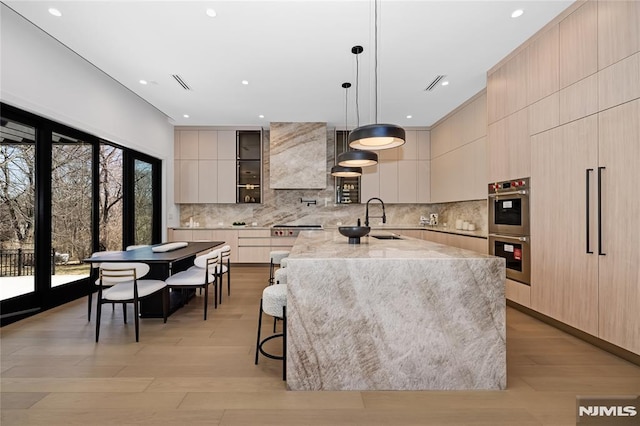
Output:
488,177,530,285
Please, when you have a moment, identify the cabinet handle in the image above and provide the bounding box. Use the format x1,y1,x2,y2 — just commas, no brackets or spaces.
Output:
598,166,606,256
586,168,593,254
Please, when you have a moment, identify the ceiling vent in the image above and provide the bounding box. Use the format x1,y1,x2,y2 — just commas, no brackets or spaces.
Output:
171,74,191,90
424,75,446,91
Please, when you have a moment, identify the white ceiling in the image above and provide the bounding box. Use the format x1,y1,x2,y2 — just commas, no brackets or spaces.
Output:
4,0,573,128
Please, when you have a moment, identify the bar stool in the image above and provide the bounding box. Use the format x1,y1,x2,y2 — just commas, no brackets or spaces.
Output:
269,250,289,285
280,257,289,269
255,284,287,380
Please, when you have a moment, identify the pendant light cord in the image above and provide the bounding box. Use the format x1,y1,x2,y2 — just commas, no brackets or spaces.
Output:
355,54,360,127
374,0,379,124
344,84,349,152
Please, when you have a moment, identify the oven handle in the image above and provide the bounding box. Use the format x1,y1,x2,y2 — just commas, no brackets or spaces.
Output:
586,168,593,254
489,234,528,243
488,190,528,198
598,166,606,256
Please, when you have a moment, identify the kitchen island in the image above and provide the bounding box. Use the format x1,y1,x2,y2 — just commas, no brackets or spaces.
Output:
285,230,506,391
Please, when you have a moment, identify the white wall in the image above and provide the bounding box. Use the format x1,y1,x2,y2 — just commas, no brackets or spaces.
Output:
0,5,177,236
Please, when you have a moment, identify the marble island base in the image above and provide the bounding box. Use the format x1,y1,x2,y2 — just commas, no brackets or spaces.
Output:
285,231,506,391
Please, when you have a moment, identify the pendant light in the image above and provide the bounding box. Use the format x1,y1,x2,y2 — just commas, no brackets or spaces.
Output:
331,82,363,177
348,0,405,151
336,46,379,168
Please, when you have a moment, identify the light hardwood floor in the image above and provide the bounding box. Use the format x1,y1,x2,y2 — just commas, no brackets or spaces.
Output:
1,265,639,425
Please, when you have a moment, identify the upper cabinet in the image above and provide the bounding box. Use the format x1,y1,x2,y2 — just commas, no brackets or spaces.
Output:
597,0,640,70
174,128,262,204
430,92,487,202
269,122,327,189
559,0,598,88
359,129,430,204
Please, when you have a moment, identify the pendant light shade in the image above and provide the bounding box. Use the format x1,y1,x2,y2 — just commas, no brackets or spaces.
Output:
337,150,378,167
330,165,363,177
348,1,405,151
347,123,406,150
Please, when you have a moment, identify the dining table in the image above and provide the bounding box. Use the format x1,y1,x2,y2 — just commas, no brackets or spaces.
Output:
84,241,224,317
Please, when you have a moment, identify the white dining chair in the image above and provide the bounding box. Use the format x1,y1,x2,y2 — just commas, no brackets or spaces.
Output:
165,249,220,320
96,262,168,342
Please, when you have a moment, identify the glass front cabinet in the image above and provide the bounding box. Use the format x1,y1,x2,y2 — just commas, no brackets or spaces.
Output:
335,130,360,204
236,130,262,204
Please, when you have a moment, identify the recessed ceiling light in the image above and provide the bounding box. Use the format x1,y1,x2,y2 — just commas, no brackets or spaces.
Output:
183,114,190,118
206,8,217,18
406,115,412,119
441,81,449,86
511,9,524,18
48,8,62,17
139,79,148,85
242,80,249,85
258,114,264,119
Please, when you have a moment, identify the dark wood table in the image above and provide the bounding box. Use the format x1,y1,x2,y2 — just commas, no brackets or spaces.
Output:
84,241,224,317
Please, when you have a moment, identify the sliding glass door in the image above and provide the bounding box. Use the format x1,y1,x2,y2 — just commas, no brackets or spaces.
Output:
0,118,36,304
0,103,162,325
50,132,93,288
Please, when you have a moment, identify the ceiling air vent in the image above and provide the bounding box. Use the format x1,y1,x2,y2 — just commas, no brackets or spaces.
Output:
424,75,446,91
171,74,191,90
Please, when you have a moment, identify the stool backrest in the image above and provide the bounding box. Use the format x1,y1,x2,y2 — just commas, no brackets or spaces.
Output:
220,245,231,263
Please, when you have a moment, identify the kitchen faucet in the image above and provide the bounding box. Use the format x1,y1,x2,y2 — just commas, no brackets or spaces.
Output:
365,197,386,227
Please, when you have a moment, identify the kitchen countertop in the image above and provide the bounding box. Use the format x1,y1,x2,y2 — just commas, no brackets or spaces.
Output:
171,225,487,238
285,230,506,391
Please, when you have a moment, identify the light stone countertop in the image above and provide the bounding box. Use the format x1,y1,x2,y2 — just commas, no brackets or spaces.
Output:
285,229,506,391
171,224,487,238
289,230,492,259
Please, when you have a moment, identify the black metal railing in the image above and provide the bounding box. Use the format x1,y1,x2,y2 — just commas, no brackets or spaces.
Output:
0,248,57,277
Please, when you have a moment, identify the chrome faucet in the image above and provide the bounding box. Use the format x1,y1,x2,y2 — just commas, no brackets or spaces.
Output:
365,197,386,227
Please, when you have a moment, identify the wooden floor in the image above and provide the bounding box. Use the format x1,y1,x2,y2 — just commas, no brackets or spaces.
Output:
1,265,639,425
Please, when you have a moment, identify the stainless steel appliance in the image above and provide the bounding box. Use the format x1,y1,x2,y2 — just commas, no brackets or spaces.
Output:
488,177,531,285
271,225,323,237
488,177,530,236
488,234,530,285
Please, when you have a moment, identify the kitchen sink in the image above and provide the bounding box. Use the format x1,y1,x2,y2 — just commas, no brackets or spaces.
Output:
371,234,403,240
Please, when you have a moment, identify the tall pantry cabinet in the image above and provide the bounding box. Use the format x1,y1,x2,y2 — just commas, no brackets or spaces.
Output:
491,0,640,355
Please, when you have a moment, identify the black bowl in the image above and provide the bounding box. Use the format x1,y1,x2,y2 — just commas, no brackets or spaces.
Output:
338,226,371,244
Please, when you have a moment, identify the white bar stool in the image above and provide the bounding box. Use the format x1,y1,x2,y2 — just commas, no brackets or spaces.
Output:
254,284,287,380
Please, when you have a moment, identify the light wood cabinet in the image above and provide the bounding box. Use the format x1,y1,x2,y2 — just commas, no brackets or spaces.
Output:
174,128,262,204
358,129,430,204
531,116,599,336
486,108,529,183
505,279,531,308
217,130,236,160
527,26,559,104
597,99,640,354
237,229,270,263
529,92,559,136
597,0,640,70
558,0,598,89
217,160,237,203
598,52,640,111
504,50,528,116
174,159,198,203
559,73,598,125
379,161,399,203
487,66,507,124
420,230,487,254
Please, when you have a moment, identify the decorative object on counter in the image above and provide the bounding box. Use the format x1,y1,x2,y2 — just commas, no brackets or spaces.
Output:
429,213,439,226
331,82,362,178
300,198,316,206
336,46,378,168
338,224,370,244
232,221,246,227
347,2,405,152
456,219,463,230
463,221,469,230
419,216,429,226
468,224,476,231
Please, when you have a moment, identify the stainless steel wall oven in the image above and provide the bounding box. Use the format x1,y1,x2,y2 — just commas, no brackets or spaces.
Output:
488,177,531,285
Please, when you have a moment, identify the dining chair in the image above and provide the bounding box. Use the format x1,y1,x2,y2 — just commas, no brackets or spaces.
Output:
96,262,168,342
215,245,232,304
165,249,221,320
88,250,122,321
